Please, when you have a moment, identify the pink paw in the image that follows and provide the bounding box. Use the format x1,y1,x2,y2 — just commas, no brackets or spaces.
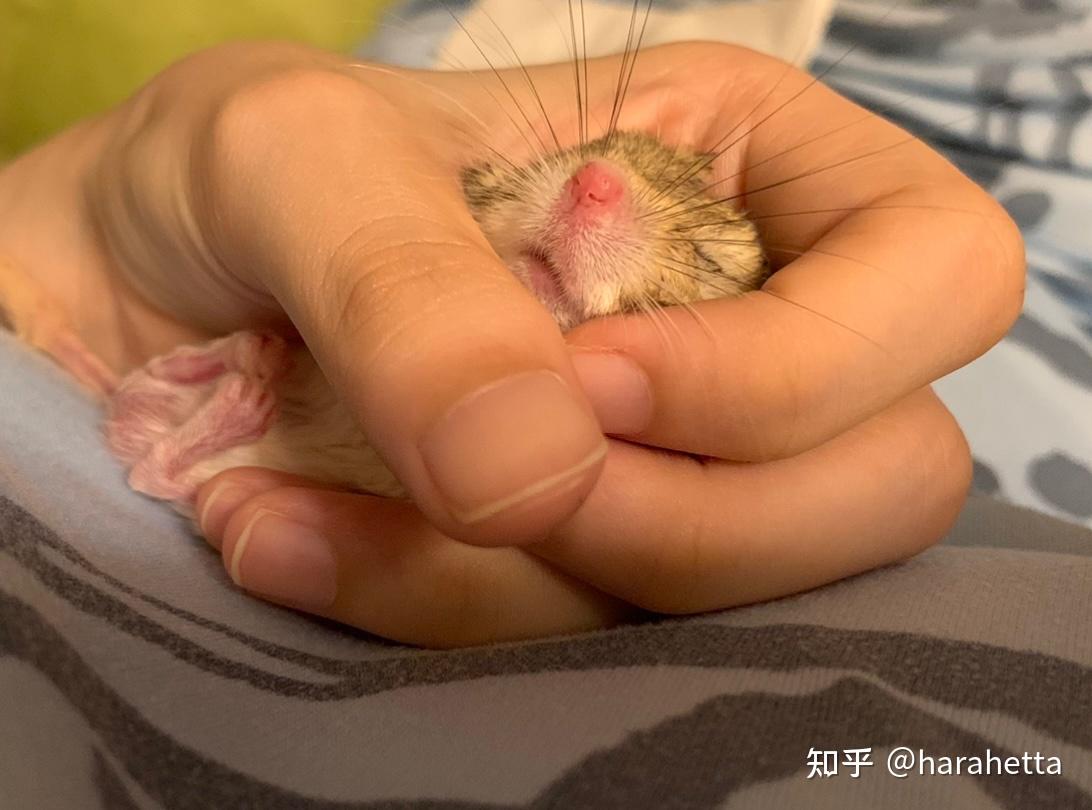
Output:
105,331,290,503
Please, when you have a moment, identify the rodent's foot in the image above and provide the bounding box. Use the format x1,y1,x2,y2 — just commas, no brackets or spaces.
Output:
104,331,289,503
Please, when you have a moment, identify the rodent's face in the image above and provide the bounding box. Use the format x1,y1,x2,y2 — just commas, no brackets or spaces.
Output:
462,131,768,329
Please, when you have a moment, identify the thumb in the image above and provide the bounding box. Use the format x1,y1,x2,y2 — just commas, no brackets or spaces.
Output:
205,69,607,546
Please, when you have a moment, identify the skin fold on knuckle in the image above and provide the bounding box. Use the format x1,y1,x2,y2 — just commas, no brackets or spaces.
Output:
974,193,1027,343
899,175,1025,363
863,391,971,560
912,397,973,552
616,476,728,615
209,65,378,163
708,329,826,463
413,553,503,648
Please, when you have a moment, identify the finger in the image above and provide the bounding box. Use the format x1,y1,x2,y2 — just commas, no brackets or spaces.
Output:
566,44,1024,460
196,466,340,550
201,66,609,547
196,471,629,648
533,387,970,614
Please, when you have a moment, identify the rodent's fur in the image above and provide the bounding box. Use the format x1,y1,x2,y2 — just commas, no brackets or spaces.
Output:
463,131,767,328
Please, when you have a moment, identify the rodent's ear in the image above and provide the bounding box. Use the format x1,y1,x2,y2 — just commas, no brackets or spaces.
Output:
460,162,509,212
459,164,485,186
696,153,719,177
459,164,490,205
460,163,501,189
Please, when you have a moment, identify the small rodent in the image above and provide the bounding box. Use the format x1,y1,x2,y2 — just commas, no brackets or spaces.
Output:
2,129,766,510
103,130,768,509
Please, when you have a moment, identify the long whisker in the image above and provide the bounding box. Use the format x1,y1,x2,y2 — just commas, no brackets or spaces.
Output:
607,0,654,148
350,25,535,168
606,0,640,147
349,64,520,170
432,52,544,163
763,243,917,295
757,289,891,356
643,60,800,206
748,203,1004,222
644,134,920,225
648,0,907,207
567,0,586,149
635,297,679,360
650,93,1021,223
479,6,563,153
655,255,746,300
645,277,719,344
649,291,687,348
653,42,864,205
581,0,590,144
442,3,551,155
660,240,764,282
655,236,763,246
644,112,877,220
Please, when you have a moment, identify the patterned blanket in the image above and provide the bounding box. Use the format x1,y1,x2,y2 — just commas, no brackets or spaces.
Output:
3,2,1091,808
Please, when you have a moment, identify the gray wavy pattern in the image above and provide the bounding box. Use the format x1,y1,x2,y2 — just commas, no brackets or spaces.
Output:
3,494,1092,807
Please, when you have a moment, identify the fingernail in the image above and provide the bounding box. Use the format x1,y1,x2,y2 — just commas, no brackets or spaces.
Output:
569,351,653,436
227,510,337,611
419,370,606,524
199,483,253,550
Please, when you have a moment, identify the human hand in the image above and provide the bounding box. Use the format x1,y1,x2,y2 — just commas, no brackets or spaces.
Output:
0,41,612,547
0,41,1023,647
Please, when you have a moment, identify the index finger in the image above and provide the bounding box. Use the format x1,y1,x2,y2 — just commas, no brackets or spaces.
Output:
568,44,1025,461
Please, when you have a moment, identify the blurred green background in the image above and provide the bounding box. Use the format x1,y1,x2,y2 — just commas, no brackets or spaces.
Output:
0,0,394,161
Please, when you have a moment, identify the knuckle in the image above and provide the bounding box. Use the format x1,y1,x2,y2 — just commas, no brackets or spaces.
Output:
213,66,366,145
622,489,728,615
201,66,382,202
412,556,502,649
709,343,819,463
980,197,1027,331
903,394,972,554
946,186,1027,347
928,400,973,513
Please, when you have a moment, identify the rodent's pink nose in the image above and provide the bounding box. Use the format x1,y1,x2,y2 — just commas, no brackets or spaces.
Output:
567,160,625,209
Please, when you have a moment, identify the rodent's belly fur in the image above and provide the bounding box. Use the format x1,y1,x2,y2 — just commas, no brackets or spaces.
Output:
103,331,404,510
192,349,404,498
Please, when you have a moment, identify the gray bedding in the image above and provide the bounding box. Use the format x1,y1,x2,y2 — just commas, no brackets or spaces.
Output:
3,487,1091,808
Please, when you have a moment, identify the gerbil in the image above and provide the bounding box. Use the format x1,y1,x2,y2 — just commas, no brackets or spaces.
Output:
100,130,768,510
0,125,767,509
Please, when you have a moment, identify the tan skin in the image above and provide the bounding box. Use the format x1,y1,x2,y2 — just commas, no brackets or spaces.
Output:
0,41,1024,647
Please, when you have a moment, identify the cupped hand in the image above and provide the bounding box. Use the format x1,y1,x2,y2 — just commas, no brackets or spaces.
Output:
0,41,1024,647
